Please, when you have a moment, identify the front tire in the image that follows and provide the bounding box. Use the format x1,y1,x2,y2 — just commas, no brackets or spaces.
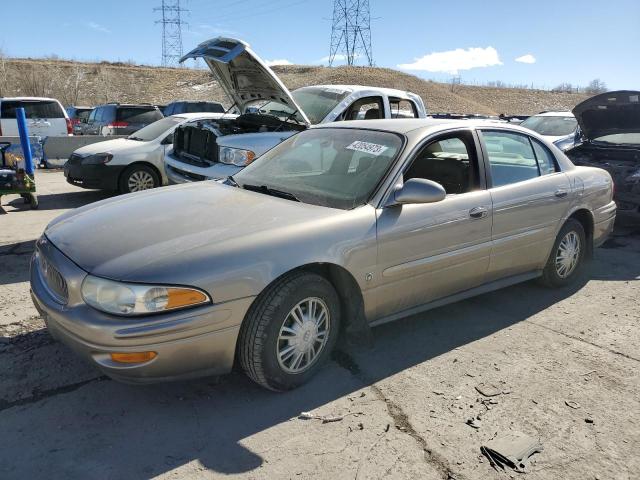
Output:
238,272,341,391
119,165,160,194
540,218,586,287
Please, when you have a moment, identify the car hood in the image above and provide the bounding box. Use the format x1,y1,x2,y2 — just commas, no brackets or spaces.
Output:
180,37,311,126
572,90,640,140
45,182,340,280
73,138,153,156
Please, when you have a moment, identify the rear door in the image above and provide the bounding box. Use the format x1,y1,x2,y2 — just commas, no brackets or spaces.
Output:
0,100,68,136
374,129,493,320
478,129,571,280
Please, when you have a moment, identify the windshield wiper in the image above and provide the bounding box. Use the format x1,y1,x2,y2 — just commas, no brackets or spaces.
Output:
128,136,145,141
225,175,239,187
242,183,299,202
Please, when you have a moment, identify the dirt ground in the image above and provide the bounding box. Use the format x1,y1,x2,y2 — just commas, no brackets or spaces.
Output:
0,171,638,480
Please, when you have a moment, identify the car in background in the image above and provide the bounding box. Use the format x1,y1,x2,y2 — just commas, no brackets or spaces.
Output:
66,106,93,135
64,113,223,194
32,118,615,390
0,97,71,137
164,37,427,184
163,101,225,116
565,90,640,221
520,111,579,151
83,103,164,136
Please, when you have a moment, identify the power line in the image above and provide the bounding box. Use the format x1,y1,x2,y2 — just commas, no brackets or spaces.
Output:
328,0,373,66
154,0,189,67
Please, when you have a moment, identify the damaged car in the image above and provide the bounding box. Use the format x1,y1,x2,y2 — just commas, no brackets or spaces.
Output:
164,37,426,183
566,90,640,221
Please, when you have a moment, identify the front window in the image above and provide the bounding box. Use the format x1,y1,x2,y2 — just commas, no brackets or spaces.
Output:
233,128,403,209
128,117,183,141
521,115,577,136
292,87,351,124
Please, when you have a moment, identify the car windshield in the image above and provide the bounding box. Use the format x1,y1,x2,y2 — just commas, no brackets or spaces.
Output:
233,128,403,210
520,115,578,136
292,87,351,124
127,116,184,141
593,133,640,145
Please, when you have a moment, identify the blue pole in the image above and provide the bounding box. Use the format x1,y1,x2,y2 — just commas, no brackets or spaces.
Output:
16,107,35,176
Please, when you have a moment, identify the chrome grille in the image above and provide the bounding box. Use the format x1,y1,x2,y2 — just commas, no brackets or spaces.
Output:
38,252,68,304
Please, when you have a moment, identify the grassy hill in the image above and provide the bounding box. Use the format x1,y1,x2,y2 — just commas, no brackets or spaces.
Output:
0,58,588,115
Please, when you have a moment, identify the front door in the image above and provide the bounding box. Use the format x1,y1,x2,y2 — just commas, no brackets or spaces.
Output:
374,130,493,320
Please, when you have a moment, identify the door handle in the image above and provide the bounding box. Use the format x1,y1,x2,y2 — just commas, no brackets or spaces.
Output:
469,206,488,219
554,189,568,198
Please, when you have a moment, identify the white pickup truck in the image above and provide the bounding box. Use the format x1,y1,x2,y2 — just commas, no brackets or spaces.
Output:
164,37,427,183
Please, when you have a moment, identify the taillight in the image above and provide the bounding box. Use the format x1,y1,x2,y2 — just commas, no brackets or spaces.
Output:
108,121,129,128
66,118,73,135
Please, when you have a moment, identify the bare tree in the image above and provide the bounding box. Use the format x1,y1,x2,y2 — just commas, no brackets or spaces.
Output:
0,48,8,97
585,78,607,95
552,82,575,94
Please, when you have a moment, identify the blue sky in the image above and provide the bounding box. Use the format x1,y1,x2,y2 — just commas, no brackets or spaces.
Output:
1,0,638,90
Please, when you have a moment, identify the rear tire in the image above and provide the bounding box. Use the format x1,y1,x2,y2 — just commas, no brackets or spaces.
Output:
238,271,341,391
118,165,160,194
539,218,586,287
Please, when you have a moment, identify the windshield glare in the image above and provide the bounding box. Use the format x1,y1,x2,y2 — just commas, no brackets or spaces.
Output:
292,87,351,124
521,116,578,136
234,128,403,209
129,116,184,141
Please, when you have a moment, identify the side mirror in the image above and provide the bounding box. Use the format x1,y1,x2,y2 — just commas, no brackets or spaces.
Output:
394,178,446,205
162,133,174,145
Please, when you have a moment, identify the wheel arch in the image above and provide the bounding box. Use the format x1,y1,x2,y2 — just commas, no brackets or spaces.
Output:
567,207,595,259
118,161,163,188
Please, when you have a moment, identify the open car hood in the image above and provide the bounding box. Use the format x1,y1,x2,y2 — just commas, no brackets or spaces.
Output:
180,37,310,126
572,90,640,140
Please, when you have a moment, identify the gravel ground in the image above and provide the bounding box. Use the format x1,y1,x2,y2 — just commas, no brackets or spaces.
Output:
0,171,638,480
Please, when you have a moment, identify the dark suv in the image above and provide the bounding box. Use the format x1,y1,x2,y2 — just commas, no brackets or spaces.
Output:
84,104,163,136
163,101,224,116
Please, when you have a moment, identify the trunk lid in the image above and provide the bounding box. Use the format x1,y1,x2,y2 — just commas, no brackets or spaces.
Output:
180,37,311,126
572,90,640,141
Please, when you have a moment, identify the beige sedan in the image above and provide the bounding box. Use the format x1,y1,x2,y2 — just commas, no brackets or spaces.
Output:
31,119,616,390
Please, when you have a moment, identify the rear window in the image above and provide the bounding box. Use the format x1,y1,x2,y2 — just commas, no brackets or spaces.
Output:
116,107,163,123
1,100,65,119
183,102,224,114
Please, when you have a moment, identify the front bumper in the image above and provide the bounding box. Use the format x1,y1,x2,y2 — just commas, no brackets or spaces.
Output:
64,162,125,191
164,153,241,184
30,237,254,384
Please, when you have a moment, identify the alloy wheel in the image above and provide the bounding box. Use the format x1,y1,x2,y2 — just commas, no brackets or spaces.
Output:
128,170,155,192
276,297,330,374
555,231,581,278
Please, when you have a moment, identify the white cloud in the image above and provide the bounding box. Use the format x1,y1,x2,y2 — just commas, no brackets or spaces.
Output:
265,59,293,67
515,54,536,64
87,21,111,34
397,47,502,74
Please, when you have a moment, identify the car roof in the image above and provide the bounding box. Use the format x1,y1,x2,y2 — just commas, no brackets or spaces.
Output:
0,97,61,102
313,118,541,135
296,84,419,98
169,112,227,120
534,111,575,117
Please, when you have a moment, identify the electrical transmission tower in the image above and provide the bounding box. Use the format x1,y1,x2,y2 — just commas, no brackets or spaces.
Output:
154,0,188,67
328,0,373,66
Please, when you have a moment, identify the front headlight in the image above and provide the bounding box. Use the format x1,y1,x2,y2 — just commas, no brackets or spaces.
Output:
81,275,210,316
219,147,256,166
81,153,113,165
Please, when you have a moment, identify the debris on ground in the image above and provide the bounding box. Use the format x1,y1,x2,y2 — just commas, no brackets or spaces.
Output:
480,431,543,472
565,400,581,409
466,417,481,429
475,383,502,397
298,411,363,423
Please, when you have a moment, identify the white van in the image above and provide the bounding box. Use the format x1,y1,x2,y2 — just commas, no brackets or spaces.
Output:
0,97,71,137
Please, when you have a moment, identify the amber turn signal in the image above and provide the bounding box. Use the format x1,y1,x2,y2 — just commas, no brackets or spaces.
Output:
166,288,209,309
110,351,157,364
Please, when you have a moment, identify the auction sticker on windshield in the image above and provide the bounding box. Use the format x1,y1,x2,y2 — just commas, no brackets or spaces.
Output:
346,141,389,156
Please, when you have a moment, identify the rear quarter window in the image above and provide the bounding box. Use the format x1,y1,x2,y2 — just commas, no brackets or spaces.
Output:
1,100,65,119
117,107,163,123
